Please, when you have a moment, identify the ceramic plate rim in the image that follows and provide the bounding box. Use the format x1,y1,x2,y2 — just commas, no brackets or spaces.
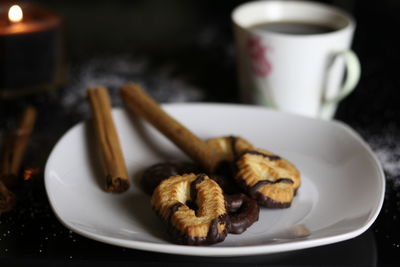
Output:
44,103,385,257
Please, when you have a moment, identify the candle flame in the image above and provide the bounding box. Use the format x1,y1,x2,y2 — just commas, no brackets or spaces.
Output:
8,5,23,23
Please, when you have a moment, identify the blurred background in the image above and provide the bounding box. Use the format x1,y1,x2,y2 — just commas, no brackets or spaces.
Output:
26,0,399,125
1,0,399,125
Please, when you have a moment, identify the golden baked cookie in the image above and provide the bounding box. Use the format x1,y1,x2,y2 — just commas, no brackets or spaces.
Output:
235,149,301,208
151,173,228,245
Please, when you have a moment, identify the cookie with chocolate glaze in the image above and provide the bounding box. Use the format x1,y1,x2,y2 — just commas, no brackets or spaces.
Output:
151,173,228,245
235,149,301,208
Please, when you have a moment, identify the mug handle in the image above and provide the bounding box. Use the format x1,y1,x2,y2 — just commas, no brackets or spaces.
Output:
319,50,361,119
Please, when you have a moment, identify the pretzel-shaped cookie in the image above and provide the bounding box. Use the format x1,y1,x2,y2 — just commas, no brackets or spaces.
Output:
207,136,301,208
235,149,301,208
151,173,228,245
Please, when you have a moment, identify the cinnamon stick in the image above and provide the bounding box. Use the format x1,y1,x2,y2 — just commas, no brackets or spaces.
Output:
0,105,36,188
119,83,224,172
88,86,130,193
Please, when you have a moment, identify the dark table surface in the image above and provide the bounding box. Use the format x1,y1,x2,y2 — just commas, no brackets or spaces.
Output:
1,0,400,266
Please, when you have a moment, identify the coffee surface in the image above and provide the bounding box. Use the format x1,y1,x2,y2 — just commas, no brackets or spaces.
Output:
250,21,337,35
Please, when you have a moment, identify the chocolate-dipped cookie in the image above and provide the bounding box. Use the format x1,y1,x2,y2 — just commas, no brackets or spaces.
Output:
151,173,228,245
235,149,301,208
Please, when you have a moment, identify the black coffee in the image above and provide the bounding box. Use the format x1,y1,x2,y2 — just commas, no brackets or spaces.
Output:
249,21,337,35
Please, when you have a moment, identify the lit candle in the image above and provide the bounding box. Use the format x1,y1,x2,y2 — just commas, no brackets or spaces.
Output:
0,2,65,98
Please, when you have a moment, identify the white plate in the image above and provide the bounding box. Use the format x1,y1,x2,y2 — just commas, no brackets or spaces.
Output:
44,104,385,257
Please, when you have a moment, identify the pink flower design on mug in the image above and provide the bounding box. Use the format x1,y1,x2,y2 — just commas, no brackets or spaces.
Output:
246,36,272,77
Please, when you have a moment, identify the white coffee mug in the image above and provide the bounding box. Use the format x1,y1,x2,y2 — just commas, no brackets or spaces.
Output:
232,0,361,119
